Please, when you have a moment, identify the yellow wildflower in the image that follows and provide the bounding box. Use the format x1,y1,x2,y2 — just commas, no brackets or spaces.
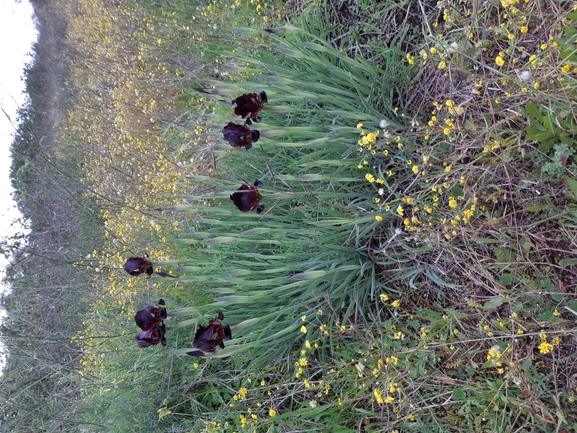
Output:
373,388,384,404
539,342,554,354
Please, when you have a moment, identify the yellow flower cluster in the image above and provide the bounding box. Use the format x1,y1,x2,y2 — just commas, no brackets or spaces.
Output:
64,0,219,378
355,113,483,243
357,127,381,155
538,332,561,354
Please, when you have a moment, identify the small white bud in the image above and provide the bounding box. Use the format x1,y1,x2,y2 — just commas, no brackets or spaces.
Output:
516,70,531,81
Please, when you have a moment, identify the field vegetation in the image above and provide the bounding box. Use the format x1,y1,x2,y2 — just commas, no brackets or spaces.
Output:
2,0,577,431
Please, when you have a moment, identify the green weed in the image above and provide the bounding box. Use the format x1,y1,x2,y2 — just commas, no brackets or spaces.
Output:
25,0,577,432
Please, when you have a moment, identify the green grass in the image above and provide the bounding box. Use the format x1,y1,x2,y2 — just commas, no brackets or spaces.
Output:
29,0,577,432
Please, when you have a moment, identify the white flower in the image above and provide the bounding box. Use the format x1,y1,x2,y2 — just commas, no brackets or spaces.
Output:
516,70,531,81
379,119,388,129
447,42,459,53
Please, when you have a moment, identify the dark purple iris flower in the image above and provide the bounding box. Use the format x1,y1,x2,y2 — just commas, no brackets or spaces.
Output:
134,299,167,331
232,91,268,124
230,180,264,214
134,299,168,348
222,122,260,150
124,257,153,276
124,256,177,278
186,312,232,357
136,323,167,348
